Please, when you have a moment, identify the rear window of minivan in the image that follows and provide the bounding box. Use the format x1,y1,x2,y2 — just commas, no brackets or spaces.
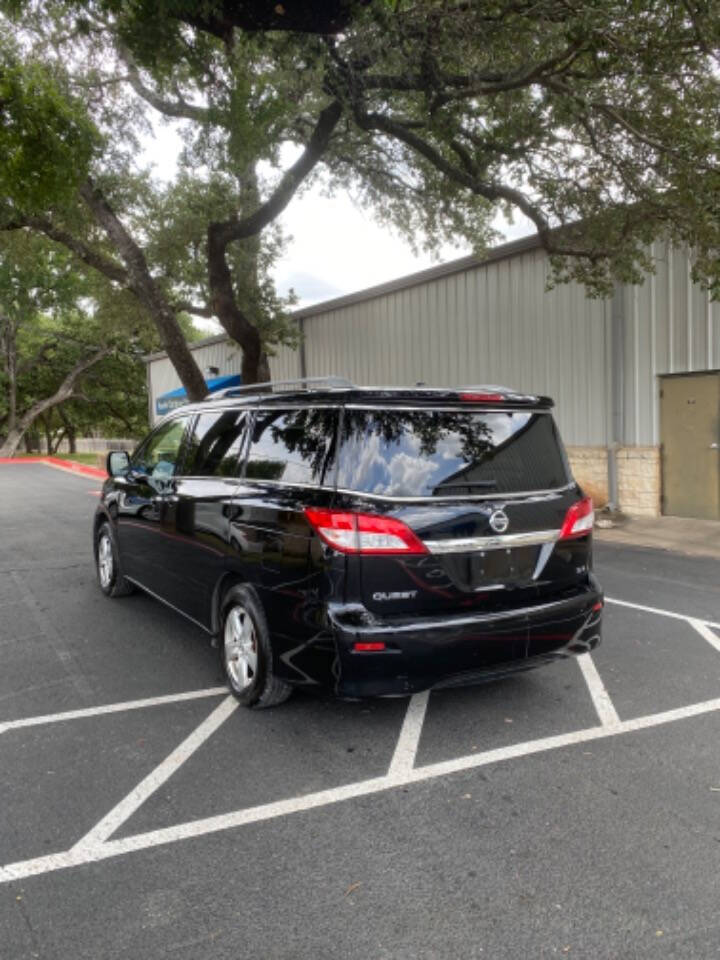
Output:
336,408,570,497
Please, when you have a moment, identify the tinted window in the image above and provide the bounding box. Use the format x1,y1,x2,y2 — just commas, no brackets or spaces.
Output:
244,408,337,485
183,410,247,477
132,416,190,479
337,409,570,497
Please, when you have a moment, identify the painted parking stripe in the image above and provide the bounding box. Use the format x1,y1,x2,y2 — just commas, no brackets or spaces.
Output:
0,687,228,735
387,691,430,777
72,695,238,852
4,693,720,884
688,619,720,654
576,653,621,727
606,596,720,631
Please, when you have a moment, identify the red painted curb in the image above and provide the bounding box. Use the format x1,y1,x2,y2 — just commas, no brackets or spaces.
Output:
0,456,107,478
45,457,107,478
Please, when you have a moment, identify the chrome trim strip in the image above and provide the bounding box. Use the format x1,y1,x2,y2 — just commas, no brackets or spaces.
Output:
222,478,575,503
228,479,575,502
424,530,560,553
335,482,575,503
344,404,552,414
346,592,597,635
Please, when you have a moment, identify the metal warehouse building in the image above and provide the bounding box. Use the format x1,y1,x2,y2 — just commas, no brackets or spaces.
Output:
146,234,720,520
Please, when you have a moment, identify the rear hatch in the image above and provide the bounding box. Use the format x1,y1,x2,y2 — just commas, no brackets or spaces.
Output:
334,403,592,619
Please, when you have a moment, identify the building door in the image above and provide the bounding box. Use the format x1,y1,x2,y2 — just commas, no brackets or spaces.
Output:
660,372,720,520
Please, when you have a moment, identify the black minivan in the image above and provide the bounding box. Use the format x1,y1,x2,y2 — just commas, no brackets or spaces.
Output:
94,379,602,708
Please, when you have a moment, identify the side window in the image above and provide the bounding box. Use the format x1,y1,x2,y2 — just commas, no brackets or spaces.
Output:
132,416,190,479
244,408,337,486
183,410,248,477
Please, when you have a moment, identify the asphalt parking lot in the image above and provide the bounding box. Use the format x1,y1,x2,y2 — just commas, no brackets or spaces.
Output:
2,462,720,960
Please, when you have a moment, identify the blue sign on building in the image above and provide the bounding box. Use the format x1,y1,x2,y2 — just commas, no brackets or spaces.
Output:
155,374,243,416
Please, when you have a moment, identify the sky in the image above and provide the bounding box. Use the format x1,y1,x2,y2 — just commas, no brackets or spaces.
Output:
144,126,535,334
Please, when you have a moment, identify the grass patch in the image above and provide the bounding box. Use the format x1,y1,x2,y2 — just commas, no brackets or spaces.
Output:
17,452,101,465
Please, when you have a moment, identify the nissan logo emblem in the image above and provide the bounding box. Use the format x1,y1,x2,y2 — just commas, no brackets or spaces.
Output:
489,509,509,534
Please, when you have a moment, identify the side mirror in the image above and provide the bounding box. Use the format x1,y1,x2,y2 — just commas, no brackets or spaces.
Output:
107,450,130,477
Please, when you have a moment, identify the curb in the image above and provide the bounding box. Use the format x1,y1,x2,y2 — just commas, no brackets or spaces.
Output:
0,456,107,479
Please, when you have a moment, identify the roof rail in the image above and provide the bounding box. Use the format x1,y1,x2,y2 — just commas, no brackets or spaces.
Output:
208,375,354,400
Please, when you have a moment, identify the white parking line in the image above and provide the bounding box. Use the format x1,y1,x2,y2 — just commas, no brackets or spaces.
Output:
72,695,238,852
0,687,228,735
576,653,621,727
3,693,720,884
606,597,720,631
387,691,430,778
2,593,719,885
688,619,720,654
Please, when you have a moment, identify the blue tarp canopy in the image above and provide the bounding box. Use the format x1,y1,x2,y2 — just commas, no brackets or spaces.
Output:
156,374,242,416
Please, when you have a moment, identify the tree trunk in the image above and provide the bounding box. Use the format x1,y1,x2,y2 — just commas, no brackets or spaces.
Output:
207,224,264,384
51,428,67,454
79,181,209,401
0,346,110,457
40,412,53,455
205,104,342,384
58,406,78,453
257,352,271,382
0,312,18,437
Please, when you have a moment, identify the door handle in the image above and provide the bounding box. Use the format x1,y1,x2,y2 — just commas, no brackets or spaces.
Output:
152,494,180,504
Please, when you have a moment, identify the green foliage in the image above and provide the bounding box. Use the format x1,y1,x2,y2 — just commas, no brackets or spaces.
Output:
0,42,98,213
0,231,158,444
2,0,720,390
93,0,720,297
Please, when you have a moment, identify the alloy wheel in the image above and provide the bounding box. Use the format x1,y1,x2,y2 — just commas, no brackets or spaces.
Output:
224,604,258,691
98,533,114,588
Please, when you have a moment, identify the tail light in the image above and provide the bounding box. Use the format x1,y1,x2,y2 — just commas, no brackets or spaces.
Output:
559,497,594,540
304,508,428,555
459,391,505,402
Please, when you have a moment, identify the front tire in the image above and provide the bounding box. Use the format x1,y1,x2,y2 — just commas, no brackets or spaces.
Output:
95,522,134,598
220,585,292,709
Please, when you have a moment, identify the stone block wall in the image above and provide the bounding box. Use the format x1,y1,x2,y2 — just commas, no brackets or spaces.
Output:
565,444,661,516
616,446,661,517
566,446,609,506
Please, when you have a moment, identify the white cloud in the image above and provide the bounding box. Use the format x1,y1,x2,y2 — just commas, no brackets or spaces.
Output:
383,450,438,497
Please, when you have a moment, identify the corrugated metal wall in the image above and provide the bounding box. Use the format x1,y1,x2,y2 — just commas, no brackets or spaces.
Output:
148,241,720,447
619,241,720,446
298,247,610,446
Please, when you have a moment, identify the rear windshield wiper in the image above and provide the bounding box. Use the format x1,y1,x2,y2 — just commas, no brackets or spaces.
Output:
432,480,498,491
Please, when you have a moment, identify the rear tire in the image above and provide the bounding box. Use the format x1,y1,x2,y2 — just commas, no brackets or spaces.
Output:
95,522,134,598
220,585,292,709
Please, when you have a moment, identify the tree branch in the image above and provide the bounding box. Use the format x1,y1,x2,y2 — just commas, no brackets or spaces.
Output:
0,345,112,456
79,179,209,401
209,99,343,249
3,216,129,285
353,108,610,259
172,301,216,318
117,41,211,122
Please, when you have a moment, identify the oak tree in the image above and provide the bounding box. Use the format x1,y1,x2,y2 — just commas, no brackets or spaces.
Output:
2,0,719,391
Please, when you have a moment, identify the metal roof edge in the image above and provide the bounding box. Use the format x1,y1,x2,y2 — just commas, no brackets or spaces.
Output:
290,232,541,320
144,232,542,363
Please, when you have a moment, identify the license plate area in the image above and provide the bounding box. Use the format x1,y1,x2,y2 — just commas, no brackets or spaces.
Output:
444,546,538,591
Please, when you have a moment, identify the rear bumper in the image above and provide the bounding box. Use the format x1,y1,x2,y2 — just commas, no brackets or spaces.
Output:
329,578,603,698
